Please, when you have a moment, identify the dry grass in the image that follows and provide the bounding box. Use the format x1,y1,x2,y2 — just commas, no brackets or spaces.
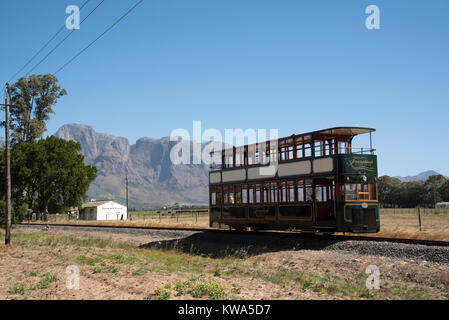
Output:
368,211,449,241
25,209,449,242
43,211,211,229
21,219,212,230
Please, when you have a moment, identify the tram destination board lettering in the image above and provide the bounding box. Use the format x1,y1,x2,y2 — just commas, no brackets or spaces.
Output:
340,155,377,175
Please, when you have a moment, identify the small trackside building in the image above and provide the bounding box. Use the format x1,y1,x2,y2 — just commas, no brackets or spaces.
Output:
80,200,128,221
436,202,449,209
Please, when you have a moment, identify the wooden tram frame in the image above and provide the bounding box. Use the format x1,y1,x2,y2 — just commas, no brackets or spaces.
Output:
209,127,380,233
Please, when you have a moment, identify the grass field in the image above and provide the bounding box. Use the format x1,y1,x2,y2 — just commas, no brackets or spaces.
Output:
1,229,448,300
374,208,449,241
40,208,449,241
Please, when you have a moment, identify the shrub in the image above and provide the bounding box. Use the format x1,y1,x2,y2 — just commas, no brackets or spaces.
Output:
154,285,171,300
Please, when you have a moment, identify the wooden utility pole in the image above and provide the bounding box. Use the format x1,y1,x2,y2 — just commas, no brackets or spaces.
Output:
126,175,129,215
4,83,12,245
418,207,422,232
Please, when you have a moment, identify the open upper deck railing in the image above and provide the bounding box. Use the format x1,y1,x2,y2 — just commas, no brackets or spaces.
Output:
208,127,376,171
209,147,376,171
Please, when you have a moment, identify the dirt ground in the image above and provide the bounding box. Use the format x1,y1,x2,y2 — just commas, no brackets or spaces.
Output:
1,227,448,300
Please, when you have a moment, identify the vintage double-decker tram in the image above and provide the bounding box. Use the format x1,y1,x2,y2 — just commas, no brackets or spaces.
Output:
209,127,380,233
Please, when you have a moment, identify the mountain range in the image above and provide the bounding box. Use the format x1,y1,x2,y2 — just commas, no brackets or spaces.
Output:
393,170,446,182
54,124,210,209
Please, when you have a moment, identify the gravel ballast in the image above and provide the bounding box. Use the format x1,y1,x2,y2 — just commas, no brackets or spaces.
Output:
13,224,449,265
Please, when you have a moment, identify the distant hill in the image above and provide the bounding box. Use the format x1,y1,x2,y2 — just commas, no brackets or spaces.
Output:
54,124,211,209
394,170,446,182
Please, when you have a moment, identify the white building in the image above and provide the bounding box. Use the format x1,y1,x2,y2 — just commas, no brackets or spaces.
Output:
80,200,128,221
436,202,449,209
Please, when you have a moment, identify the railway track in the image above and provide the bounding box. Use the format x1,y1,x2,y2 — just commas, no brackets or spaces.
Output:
17,222,449,247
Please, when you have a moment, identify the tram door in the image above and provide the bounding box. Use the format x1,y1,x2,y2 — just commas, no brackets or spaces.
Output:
314,179,335,221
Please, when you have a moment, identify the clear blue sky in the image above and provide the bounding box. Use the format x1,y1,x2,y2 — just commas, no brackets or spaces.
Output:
1,0,448,177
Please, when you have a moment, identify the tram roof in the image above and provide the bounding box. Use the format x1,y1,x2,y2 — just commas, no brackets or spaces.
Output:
311,126,376,136
210,126,375,154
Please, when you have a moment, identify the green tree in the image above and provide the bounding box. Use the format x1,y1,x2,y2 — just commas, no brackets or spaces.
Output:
6,74,67,144
378,176,402,207
439,180,449,202
3,137,97,215
398,181,425,208
424,175,446,206
8,141,44,211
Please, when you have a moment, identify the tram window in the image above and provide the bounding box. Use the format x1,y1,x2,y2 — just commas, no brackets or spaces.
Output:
279,182,286,202
316,186,323,202
255,184,262,203
226,156,233,168
359,184,368,193
235,147,244,167
226,186,233,204
242,186,248,203
249,186,254,203
288,146,294,160
296,143,303,159
265,149,271,164
358,184,369,200
304,143,312,157
297,182,304,202
345,184,357,201
339,183,377,201
270,183,277,203
314,141,324,157
229,192,235,204
305,182,313,201
323,186,328,201
224,149,234,168
216,191,222,205
279,147,285,161
211,193,216,205
338,141,349,154
263,184,270,203
261,144,269,164
288,181,295,202
235,186,241,204
248,146,255,165
325,140,334,156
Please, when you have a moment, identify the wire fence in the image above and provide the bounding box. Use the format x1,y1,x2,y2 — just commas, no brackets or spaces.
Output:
129,210,210,225
380,208,449,216
379,208,449,235
42,210,211,226
34,208,449,235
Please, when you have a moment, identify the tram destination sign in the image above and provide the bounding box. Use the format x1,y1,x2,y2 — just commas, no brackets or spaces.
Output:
338,154,378,176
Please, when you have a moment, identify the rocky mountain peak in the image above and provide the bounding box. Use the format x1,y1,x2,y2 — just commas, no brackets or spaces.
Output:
54,124,209,209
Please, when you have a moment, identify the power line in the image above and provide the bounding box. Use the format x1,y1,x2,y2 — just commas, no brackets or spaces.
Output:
6,0,91,84
54,0,144,75
3,0,144,98
25,0,105,77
